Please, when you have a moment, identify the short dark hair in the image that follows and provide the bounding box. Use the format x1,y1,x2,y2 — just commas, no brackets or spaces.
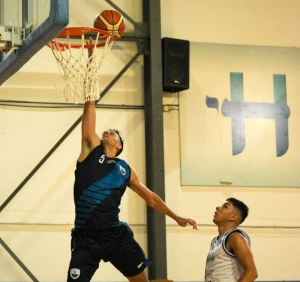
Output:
226,197,249,224
114,129,123,157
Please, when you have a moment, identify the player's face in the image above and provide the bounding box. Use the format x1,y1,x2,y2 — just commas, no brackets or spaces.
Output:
213,201,236,224
101,129,121,145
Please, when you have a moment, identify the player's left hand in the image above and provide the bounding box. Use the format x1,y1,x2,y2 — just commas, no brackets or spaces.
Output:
177,216,198,230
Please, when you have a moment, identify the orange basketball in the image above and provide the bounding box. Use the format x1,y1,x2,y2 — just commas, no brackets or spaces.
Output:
94,9,125,39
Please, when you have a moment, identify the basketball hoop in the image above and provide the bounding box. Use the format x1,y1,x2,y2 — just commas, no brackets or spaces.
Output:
47,27,114,103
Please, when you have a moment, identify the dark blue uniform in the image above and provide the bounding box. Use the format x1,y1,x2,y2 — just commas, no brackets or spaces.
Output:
67,145,151,281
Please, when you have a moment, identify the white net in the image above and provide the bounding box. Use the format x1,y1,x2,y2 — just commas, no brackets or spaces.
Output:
48,31,113,103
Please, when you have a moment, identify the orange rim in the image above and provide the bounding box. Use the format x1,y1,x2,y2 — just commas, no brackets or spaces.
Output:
47,27,114,50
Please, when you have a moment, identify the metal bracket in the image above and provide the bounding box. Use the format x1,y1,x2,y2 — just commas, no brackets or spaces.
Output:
0,25,23,52
134,22,150,55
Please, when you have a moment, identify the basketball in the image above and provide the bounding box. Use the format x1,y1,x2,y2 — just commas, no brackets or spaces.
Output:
94,9,125,39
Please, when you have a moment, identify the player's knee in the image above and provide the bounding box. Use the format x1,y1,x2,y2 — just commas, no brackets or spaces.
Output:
126,270,149,282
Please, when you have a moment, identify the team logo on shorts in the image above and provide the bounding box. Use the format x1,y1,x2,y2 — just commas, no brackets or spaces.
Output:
70,268,80,279
137,261,144,269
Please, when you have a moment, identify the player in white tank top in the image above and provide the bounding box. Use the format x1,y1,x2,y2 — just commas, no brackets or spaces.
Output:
204,198,258,282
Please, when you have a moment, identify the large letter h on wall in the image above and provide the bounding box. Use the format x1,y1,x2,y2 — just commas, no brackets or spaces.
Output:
221,73,290,157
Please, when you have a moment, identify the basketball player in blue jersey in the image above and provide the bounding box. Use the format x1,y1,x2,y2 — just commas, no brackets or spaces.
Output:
205,198,258,282
67,100,197,282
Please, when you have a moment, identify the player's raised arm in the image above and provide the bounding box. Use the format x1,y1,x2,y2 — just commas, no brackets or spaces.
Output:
128,167,197,230
78,99,100,163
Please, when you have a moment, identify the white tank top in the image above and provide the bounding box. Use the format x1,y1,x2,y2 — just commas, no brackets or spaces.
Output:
205,228,251,282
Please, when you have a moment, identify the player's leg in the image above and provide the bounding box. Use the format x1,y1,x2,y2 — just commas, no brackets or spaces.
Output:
67,232,100,282
126,270,149,282
109,224,151,281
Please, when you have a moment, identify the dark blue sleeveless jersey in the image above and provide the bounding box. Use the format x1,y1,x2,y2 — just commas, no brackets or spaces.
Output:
73,145,131,232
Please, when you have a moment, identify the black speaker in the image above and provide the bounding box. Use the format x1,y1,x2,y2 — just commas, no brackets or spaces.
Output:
162,37,190,92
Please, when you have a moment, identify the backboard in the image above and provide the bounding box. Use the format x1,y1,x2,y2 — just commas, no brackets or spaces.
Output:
0,0,69,85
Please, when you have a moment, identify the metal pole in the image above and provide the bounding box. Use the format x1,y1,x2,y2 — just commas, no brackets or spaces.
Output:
0,237,39,282
143,0,168,280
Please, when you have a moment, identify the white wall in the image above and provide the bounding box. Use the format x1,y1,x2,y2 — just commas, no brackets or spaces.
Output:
0,0,300,281
161,0,300,281
161,0,300,47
